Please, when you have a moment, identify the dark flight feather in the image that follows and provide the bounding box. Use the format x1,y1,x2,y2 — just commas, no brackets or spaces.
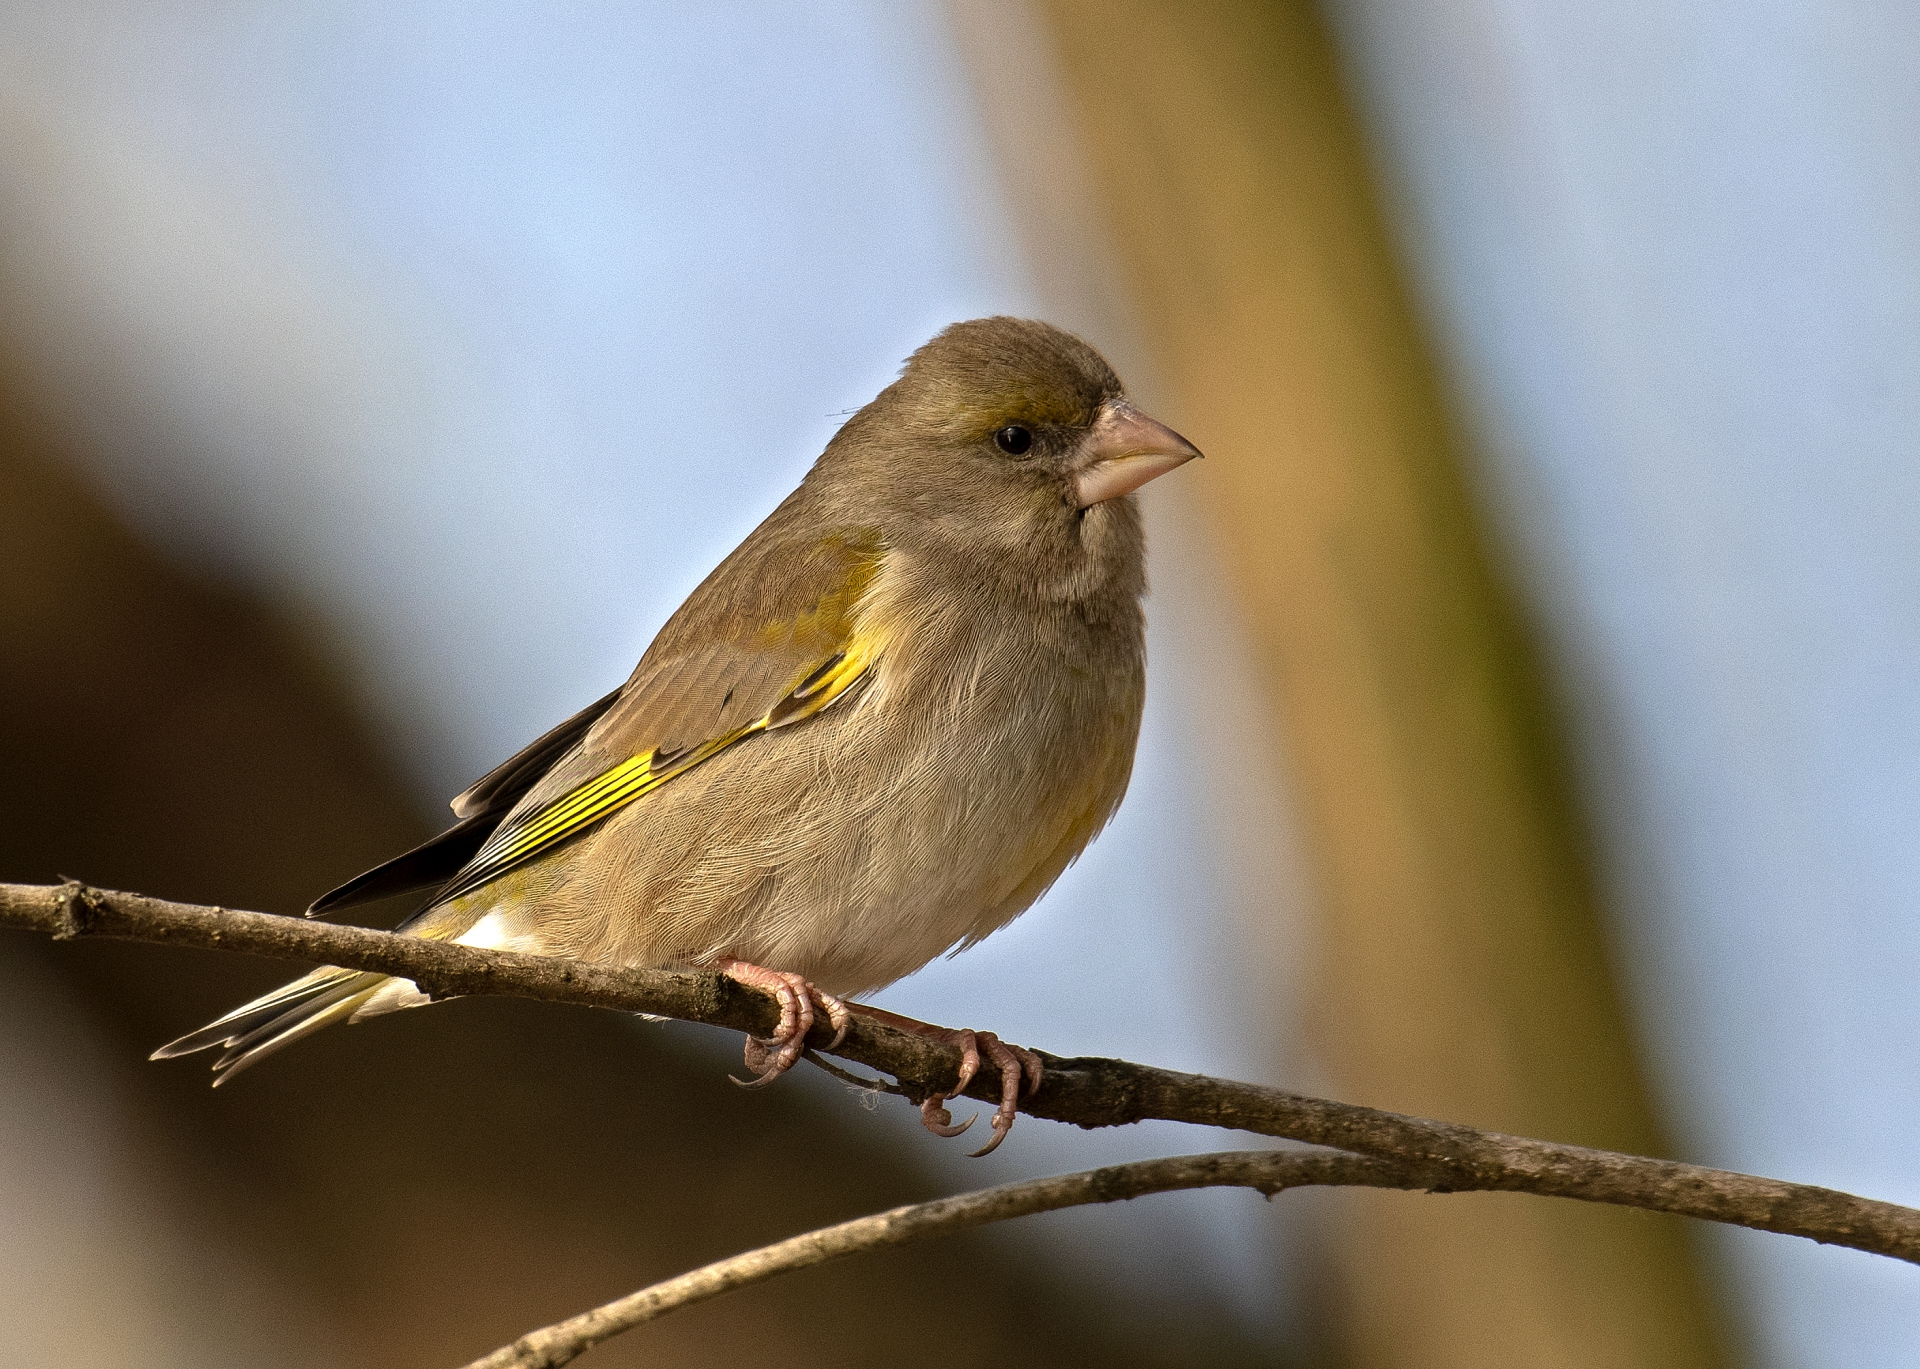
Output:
305,686,622,916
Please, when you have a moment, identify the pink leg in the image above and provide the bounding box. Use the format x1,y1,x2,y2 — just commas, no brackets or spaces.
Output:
712,957,850,1086
850,1004,1043,1157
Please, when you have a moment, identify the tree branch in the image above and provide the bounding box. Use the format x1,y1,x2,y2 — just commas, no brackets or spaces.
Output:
459,1150,1401,1369
5,879,1916,1264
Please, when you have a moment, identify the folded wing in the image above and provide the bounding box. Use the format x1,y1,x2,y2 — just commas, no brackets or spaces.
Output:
312,525,886,918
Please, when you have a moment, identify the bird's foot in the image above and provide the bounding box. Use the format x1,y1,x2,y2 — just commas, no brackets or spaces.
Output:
849,1004,1042,1157
713,957,850,1087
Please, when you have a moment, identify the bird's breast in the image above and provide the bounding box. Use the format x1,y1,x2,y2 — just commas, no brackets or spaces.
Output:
789,566,1144,986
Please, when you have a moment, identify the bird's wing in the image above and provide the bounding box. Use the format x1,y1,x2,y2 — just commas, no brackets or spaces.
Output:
428,528,885,907
449,687,625,820
307,688,623,915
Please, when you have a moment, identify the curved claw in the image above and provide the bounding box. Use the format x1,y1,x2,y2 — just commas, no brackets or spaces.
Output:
843,1004,1044,1156
713,958,845,1090
817,990,852,1051
729,1033,781,1087
729,1063,782,1089
1017,1048,1044,1097
920,1096,977,1138
965,1031,1040,1157
968,1115,1015,1158
910,1028,986,1140
741,1035,777,1074
949,1033,982,1098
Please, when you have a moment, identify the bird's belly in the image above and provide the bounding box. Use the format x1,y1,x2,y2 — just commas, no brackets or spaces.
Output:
497,632,1141,997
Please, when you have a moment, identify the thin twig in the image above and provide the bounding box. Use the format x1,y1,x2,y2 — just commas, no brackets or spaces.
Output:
458,1149,1400,1369
802,1047,903,1095
5,880,1918,1263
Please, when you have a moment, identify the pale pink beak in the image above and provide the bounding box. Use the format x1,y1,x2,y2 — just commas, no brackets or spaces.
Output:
1071,399,1203,508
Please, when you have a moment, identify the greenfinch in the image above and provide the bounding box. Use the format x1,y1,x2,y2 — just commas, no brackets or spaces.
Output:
155,317,1200,1154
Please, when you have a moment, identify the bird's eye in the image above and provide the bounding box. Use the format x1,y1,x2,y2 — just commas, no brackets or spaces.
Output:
994,425,1033,455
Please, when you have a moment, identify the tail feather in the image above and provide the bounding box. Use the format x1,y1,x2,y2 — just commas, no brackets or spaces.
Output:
151,966,358,1055
151,967,389,1085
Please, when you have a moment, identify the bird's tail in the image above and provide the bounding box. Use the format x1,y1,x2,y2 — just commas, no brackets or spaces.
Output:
150,966,393,1085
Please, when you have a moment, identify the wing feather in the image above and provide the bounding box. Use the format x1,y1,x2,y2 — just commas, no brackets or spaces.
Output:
450,686,623,819
307,686,622,916
430,527,886,905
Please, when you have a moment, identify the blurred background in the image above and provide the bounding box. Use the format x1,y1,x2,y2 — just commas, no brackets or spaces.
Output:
0,1,1916,1365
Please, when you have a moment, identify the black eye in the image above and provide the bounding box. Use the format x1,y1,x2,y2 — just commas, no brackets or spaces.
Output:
994,425,1033,455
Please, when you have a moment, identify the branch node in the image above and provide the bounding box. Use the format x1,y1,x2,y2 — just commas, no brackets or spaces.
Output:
418,981,461,1003
52,879,100,940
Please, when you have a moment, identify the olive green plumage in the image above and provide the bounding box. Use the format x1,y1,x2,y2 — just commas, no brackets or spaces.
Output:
155,317,1198,1081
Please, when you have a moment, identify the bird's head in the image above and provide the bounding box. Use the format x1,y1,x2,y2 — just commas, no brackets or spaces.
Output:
818,317,1200,604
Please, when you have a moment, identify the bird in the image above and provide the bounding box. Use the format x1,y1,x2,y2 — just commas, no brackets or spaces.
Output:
154,316,1200,1155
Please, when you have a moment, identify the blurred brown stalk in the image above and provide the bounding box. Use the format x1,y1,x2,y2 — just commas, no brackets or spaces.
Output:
949,1,1735,1364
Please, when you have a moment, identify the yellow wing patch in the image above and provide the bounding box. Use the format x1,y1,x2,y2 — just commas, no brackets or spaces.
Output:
434,641,877,905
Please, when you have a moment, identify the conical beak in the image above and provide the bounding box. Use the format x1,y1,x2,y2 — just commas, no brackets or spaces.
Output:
1072,399,1203,508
